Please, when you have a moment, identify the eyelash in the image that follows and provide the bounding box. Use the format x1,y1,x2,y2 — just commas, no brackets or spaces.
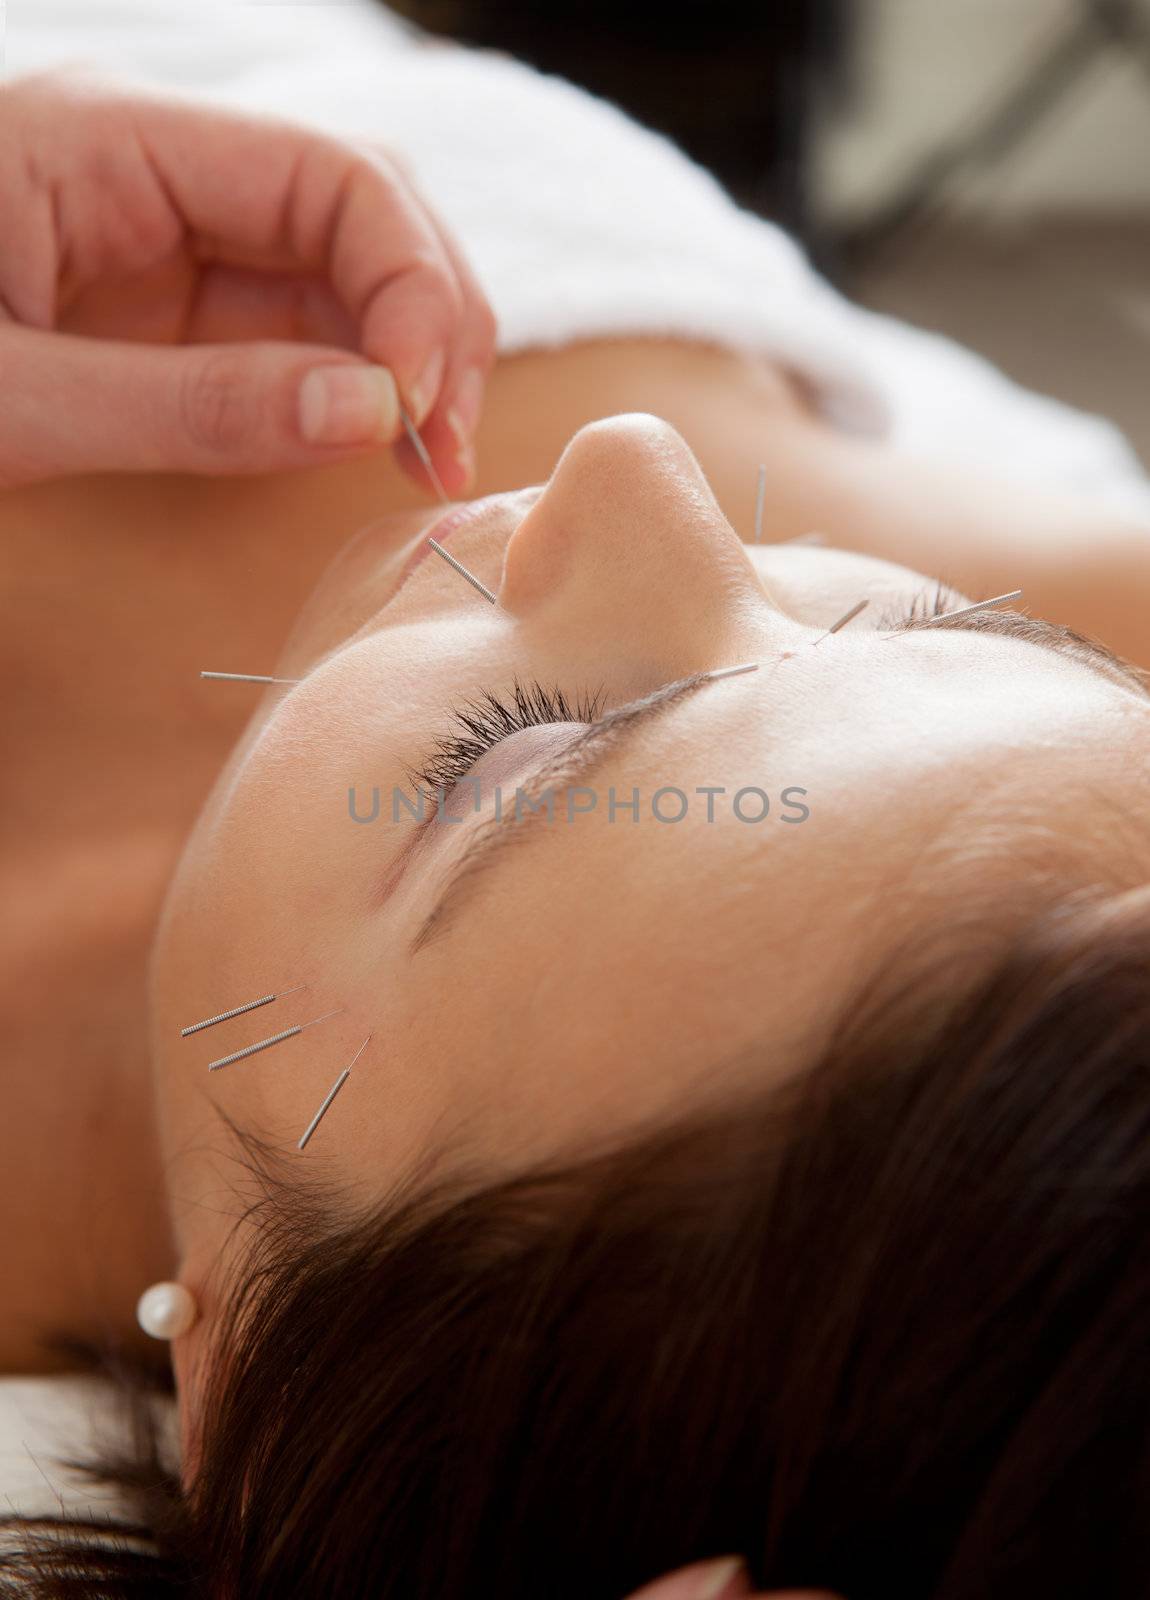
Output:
408,677,605,796
877,579,963,631
408,579,957,795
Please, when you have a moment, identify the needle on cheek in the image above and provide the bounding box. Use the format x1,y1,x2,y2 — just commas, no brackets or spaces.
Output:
180,982,306,1037
298,1034,372,1151
206,1006,345,1072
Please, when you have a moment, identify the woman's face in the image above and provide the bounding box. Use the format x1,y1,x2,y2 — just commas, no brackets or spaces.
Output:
150,413,1150,1275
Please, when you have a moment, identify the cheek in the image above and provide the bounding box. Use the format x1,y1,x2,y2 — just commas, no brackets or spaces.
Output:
149,762,364,1107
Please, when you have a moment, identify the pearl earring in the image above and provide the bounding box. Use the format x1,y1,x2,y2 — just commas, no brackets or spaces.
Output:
136,1281,199,1341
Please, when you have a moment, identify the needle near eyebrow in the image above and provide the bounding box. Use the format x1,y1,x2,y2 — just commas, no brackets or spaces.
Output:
813,598,869,644
916,589,1024,626
703,661,760,681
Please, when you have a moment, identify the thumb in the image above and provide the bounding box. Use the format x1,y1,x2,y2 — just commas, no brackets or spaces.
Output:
0,325,406,485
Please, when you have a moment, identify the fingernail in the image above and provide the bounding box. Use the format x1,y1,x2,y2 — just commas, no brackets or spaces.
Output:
451,435,476,489
409,348,446,426
449,364,484,438
444,400,473,486
694,1556,748,1600
298,365,399,447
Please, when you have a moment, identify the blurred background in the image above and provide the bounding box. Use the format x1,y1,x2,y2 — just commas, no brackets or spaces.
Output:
390,0,1150,467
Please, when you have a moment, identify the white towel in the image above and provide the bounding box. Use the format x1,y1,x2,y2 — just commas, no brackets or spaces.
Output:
0,1374,177,1537
7,0,1150,513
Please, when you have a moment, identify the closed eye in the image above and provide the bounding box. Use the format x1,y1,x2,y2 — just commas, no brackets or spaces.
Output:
405,677,604,799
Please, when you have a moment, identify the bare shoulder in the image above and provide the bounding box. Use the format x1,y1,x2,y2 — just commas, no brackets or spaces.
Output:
1043,517,1150,676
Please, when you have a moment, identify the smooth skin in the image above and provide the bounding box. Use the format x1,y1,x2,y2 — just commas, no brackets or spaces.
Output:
145,410,1148,1599
149,412,1150,1484
2,73,1149,1600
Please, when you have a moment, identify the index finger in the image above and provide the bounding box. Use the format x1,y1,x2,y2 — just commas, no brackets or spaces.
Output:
123,89,474,427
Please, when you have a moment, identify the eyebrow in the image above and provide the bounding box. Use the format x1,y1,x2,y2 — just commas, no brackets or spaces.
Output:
408,605,1149,953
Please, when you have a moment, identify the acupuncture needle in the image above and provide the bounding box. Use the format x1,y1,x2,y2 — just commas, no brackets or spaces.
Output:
399,401,498,603
181,983,306,1037
298,1034,372,1151
207,1006,345,1072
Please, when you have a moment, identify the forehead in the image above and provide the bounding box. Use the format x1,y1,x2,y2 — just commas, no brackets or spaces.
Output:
395,638,1142,1018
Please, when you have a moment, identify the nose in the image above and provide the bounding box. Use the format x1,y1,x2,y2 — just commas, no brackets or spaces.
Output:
498,414,773,677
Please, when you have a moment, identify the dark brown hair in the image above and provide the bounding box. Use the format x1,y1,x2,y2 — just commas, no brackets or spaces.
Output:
1,884,1148,1599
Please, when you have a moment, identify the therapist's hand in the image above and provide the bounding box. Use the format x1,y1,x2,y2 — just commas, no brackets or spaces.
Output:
0,71,496,490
